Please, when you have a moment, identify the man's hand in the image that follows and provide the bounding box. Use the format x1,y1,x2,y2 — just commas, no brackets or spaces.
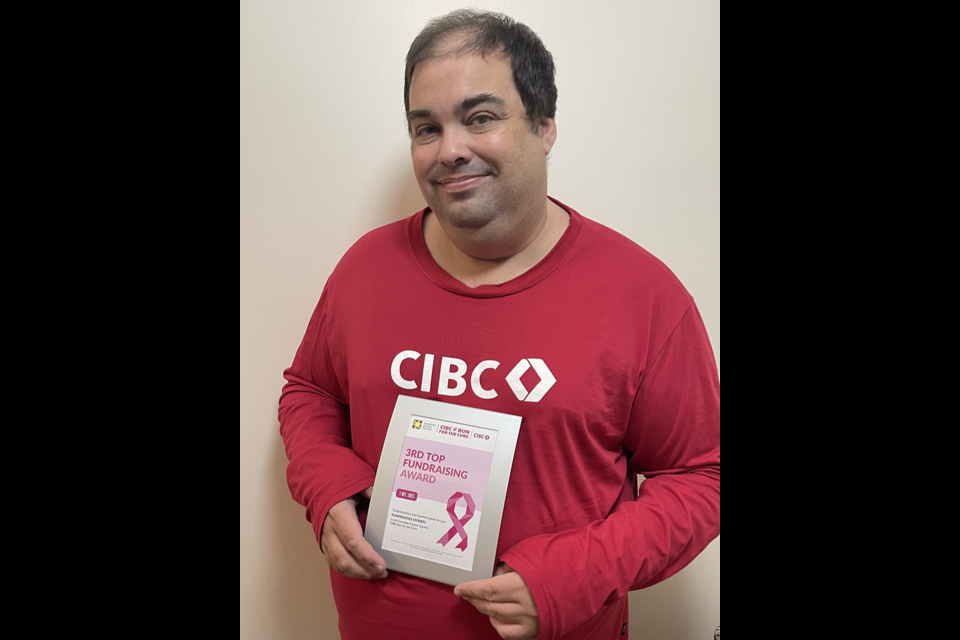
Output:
455,563,540,640
320,487,388,580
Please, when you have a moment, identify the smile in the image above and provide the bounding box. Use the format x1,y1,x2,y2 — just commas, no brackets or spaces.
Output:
437,175,488,192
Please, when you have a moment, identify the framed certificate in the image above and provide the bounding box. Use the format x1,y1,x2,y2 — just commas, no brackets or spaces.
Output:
364,396,523,586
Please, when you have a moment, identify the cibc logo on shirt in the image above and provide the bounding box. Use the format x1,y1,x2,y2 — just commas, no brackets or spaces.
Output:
390,350,556,403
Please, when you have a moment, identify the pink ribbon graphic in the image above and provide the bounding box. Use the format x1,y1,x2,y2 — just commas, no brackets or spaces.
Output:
437,492,476,552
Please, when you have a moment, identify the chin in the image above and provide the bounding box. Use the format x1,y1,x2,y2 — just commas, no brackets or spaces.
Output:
436,207,497,231
428,195,491,226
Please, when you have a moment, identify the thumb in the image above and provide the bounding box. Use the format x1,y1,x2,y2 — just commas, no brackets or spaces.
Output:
454,578,488,600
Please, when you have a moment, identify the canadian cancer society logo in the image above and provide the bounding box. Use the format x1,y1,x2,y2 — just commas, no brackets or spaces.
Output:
413,420,423,430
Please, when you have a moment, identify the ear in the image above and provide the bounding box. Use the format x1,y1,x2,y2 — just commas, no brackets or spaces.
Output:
539,118,557,155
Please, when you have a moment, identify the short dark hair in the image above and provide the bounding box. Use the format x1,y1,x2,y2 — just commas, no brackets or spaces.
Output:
404,10,558,133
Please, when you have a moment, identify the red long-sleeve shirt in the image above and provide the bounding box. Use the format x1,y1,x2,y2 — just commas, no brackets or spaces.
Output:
280,200,720,639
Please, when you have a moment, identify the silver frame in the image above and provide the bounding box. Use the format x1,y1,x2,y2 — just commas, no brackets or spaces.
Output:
364,395,523,587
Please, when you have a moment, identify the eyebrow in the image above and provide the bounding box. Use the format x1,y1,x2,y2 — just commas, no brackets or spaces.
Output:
406,93,508,123
456,93,506,115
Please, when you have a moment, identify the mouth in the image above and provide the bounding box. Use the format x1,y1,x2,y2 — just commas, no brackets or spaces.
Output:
436,174,488,192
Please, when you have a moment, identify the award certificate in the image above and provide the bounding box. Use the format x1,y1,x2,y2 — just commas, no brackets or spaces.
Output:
364,396,522,586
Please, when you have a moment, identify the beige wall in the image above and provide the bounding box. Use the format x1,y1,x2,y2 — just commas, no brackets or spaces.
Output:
240,1,720,638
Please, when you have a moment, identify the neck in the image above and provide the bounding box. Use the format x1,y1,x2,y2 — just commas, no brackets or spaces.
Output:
423,198,570,288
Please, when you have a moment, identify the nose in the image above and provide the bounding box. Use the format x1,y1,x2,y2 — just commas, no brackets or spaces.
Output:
438,128,472,166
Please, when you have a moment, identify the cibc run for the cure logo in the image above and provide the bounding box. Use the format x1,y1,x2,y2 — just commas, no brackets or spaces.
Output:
390,351,556,402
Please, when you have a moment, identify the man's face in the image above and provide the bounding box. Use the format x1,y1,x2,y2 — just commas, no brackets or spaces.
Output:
407,52,556,237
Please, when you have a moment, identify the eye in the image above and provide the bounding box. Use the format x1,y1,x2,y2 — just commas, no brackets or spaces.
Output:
415,125,439,138
470,114,495,127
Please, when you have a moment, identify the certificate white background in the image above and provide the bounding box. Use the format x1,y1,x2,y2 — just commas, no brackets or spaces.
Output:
381,417,499,571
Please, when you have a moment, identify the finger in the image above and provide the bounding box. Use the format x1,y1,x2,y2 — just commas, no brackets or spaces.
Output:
323,530,382,579
335,520,387,575
325,501,388,578
453,576,517,602
462,599,527,623
324,505,387,577
490,620,537,640
457,572,528,602
457,573,505,598
361,486,374,500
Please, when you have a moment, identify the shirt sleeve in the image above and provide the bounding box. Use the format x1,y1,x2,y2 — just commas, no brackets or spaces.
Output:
500,303,721,640
279,288,378,548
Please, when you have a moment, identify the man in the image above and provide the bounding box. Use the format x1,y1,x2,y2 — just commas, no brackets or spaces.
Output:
280,10,720,640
